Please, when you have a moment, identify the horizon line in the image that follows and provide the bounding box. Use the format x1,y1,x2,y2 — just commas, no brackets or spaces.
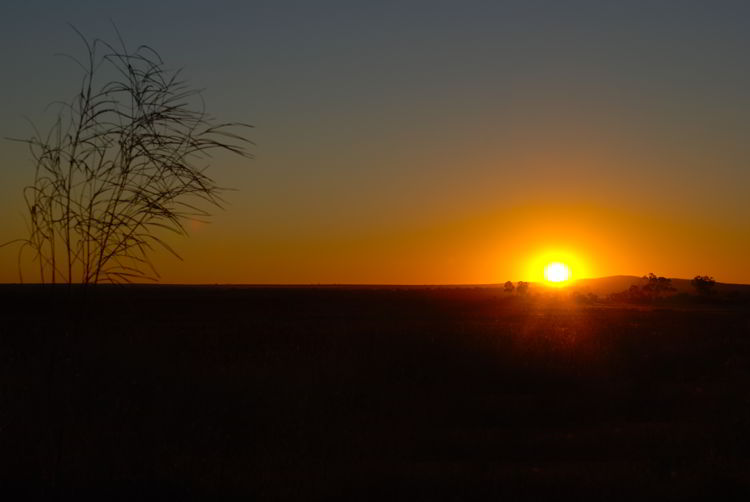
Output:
0,275,747,288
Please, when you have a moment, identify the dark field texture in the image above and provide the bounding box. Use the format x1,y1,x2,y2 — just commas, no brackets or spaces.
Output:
2,285,750,499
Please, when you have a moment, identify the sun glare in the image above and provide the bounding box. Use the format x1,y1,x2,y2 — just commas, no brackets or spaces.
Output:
544,262,571,284
521,248,589,286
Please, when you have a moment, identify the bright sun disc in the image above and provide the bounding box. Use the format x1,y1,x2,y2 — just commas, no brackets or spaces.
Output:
544,262,571,283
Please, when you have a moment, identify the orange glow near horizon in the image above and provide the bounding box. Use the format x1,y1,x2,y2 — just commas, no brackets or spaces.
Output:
525,248,590,286
4,195,748,284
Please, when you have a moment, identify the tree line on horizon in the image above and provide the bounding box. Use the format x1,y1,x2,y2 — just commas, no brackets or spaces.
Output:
499,273,744,304
608,273,721,303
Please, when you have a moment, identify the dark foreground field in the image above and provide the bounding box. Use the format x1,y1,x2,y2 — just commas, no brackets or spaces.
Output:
2,285,750,499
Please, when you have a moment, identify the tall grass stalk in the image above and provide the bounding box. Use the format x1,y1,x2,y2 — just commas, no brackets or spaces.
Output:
4,26,252,284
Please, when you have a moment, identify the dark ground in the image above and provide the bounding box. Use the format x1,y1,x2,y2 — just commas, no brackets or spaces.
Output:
1,285,750,499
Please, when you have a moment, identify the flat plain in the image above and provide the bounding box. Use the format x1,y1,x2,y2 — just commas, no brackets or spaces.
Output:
1,285,749,499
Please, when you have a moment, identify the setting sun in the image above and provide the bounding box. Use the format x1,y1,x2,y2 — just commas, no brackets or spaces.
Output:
544,262,571,284
523,248,587,286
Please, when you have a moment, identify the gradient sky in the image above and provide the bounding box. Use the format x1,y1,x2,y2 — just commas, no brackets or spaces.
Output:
1,0,749,284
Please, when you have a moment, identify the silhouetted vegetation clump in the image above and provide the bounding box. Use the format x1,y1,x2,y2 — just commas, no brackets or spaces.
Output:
642,272,676,299
5,27,252,284
503,280,514,293
604,273,750,306
607,273,676,303
515,281,529,295
691,275,716,297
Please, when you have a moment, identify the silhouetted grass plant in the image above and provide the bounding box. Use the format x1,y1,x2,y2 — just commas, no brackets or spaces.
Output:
5,26,251,284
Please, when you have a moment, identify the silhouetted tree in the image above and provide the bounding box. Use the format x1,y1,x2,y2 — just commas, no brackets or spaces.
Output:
642,273,675,299
691,275,716,296
609,277,674,304
504,280,515,293
516,281,529,295
5,27,251,283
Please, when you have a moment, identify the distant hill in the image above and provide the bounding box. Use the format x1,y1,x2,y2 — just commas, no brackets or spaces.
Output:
568,275,750,297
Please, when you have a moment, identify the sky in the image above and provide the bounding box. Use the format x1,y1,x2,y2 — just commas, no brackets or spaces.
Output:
1,0,749,284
